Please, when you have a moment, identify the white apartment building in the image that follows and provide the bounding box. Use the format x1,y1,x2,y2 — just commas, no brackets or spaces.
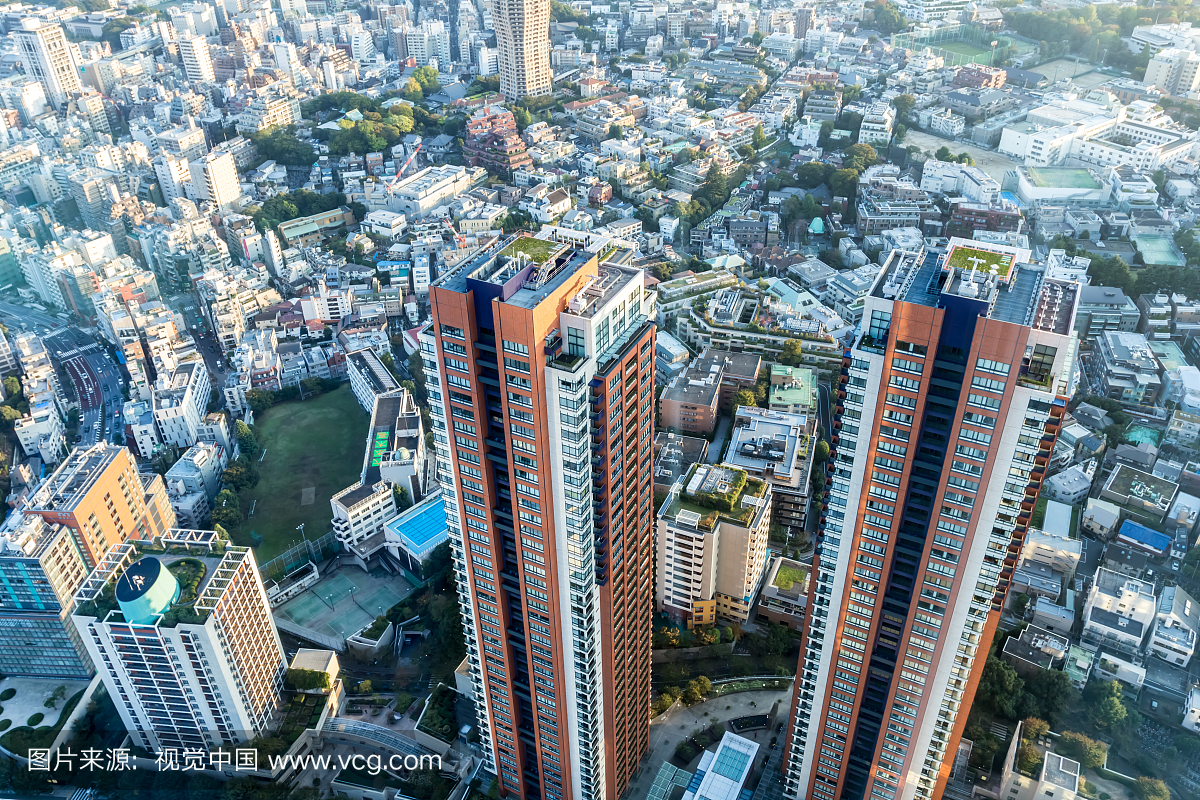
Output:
655,464,773,626
15,376,66,464
237,89,301,134
919,159,1001,203
163,442,227,527
14,21,81,110
1082,567,1156,657
152,360,212,448
72,537,286,751
857,102,896,146
188,150,240,210
330,480,396,547
1129,22,1200,55
406,20,452,67
346,348,399,412
178,35,215,84
299,277,353,324
896,0,967,21
1149,585,1200,666
1144,47,1200,96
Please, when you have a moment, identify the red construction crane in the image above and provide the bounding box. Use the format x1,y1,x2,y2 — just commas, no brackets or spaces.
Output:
385,143,422,193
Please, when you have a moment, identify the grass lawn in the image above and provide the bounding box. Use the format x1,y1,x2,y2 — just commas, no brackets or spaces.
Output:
500,236,561,263
945,244,1014,279
237,385,369,560
937,40,991,58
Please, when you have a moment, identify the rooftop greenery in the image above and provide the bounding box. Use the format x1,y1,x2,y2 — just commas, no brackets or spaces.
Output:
773,565,808,591
500,236,560,264
945,245,1014,278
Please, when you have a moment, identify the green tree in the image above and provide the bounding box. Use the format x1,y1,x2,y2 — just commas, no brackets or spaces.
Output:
1133,778,1169,800
1085,680,1128,729
1022,718,1050,740
976,656,1024,719
829,168,860,198
869,0,909,34
403,78,424,103
394,484,412,510
411,66,440,92
733,388,757,415
248,125,315,167
608,124,624,140
0,405,21,429
694,676,712,696
779,338,805,366
3,376,20,399
935,145,954,162
211,489,242,531
813,440,830,462
795,161,830,189
891,94,916,119
751,124,770,150
235,420,260,459
1057,731,1107,769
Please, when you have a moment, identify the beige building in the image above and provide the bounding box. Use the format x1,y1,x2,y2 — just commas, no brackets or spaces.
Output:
656,464,772,627
493,0,552,100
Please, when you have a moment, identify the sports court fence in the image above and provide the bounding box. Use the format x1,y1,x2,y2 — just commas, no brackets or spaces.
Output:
260,531,341,581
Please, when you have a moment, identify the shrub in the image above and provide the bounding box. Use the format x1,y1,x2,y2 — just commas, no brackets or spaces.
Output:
0,688,14,701
26,713,43,726
285,668,331,691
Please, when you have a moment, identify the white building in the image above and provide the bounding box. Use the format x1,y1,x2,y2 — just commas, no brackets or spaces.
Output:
178,35,215,84
13,21,81,110
72,537,286,752
152,360,212,448
391,165,482,218
362,210,408,239
330,480,396,547
346,348,400,412
857,102,895,146
188,150,240,210
919,159,1001,203
1149,585,1200,666
1082,567,1156,656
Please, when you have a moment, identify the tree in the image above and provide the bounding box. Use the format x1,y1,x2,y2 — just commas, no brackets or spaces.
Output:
751,124,770,150
357,679,373,695
779,339,805,366
0,405,21,429
795,161,831,189
403,78,423,103
412,66,440,92
235,420,260,459
801,193,823,219
222,456,259,491
829,168,860,198
1133,778,1169,800
694,676,712,696
935,145,954,162
248,125,316,167
976,656,1024,719
869,0,909,34
891,94,916,119
608,124,624,140
893,124,907,142
1022,718,1050,740
1057,731,1107,769
1085,680,1128,730
733,388,756,415
813,440,830,462
394,484,412,510
844,143,878,165
3,376,20,399
1025,668,1076,722
211,489,242,531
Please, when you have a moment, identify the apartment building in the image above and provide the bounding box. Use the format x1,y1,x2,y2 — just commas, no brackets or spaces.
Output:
428,233,656,800
1094,330,1163,405
493,0,552,100
1074,286,1141,340
726,406,815,537
330,480,396,547
0,514,93,678
659,358,721,435
72,536,285,751
1149,585,1200,666
164,442,228,528
26,445,177,567
656,464,773,627
13,21,80,110
153,359,213,448
1082,567,1156,658
785,240,1077,800
858,102,895,146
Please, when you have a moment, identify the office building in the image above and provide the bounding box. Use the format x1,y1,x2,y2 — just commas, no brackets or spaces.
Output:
0,514,93,678
13,21,81,111
72,534,285,751
655,464,773,627
153,360,213,448
428,233,656,800
26,444,177,567
494,0,552,101
178,35,216,85
785,240,1077,800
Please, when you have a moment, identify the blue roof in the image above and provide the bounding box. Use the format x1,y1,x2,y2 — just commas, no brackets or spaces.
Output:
1117,519,1172,552
385,495,449,558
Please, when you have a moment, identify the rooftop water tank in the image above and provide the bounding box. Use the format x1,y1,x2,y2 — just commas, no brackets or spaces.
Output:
115,557,180,624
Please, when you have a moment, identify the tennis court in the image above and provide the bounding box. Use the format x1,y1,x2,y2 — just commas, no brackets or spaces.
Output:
275,567,412,640
1136,235,1185,267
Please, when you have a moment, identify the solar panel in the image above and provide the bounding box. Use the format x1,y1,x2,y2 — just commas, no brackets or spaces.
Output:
677,510,702,527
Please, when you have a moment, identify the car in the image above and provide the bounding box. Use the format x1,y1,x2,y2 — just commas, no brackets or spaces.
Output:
1173,560,1181,571
1096,241,1105,248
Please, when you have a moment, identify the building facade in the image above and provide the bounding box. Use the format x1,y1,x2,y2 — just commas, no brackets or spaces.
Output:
784,241,1077,800
494,0,552,101
428,233,656,800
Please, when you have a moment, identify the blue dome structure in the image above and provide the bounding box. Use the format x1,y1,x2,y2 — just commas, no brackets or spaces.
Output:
115,557,180,624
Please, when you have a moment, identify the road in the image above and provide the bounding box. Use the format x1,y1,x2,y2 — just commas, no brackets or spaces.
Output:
45,328,124,447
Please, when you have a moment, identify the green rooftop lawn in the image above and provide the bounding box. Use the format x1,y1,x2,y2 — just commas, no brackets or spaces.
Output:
774,565,807,591
1025,167,1100,190
945,245,1014,278
500,236,561,264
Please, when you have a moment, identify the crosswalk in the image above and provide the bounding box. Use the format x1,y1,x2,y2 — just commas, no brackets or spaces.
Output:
56,344,100,359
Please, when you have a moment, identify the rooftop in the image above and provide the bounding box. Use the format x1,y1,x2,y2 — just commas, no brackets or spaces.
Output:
663,464,768,532
30,444,126,513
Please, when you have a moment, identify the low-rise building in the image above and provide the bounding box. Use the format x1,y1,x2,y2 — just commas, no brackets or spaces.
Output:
1001,624,1068,680
655,464,772,627
1150,585,1200,666
754,555,808,630
346,348,400,413
725,406,815,537
163,442,228,528
1082,566,1156,658
1094,330,1162,405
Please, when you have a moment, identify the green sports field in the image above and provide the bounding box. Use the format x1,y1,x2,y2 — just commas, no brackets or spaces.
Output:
937,40,992,58
238,385,369,559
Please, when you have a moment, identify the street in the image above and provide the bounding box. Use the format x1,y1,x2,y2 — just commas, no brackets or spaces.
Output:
44,328,124,447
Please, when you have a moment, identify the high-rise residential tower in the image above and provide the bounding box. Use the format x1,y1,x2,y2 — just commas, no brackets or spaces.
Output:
72,534,285,751
427,232,656,800
13,21,81,111
179,35,216,84
492,0,552,100
784,239,1078,800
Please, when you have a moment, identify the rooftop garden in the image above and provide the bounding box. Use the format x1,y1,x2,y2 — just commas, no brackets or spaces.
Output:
167,558,207,604
667,465,767,530
416,683,458,743
773,565,808,591
945,245,1014,279
500,236,560,264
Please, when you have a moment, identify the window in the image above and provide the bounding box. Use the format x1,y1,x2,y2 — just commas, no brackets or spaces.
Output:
1023,343,1058,384
504,357,530,374
890,375,920,392
441,324,464,339
445,357,469,373
971,375,1006,393
867,309,891,343
886,393,916,409
597,318,610,352
895,341,927,357
976,358,1010,376
567,327,585,358
503,340,529,356
507,374,531,389
892,358,923,375
963,411,995,429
